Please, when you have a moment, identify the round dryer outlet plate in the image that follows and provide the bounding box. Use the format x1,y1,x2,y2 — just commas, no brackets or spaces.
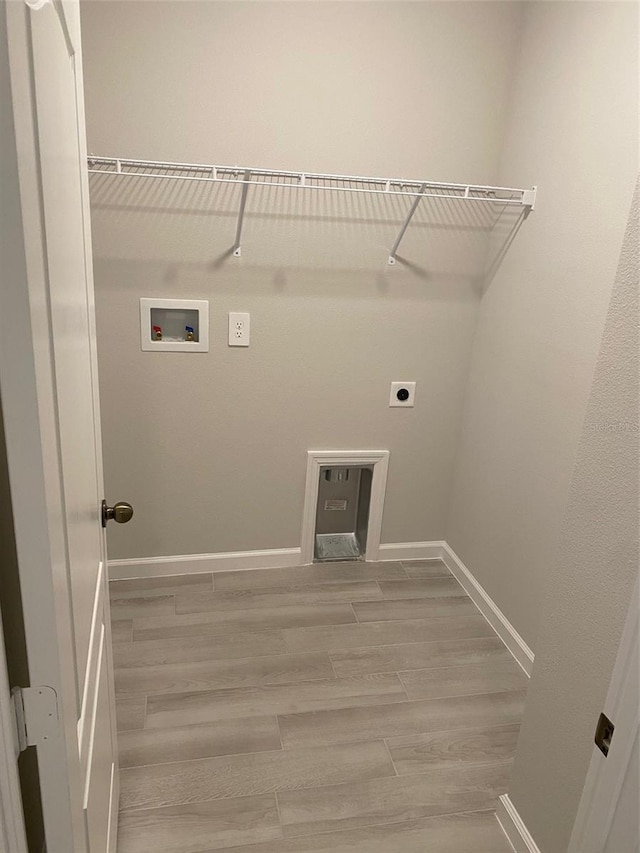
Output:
389,381,416,407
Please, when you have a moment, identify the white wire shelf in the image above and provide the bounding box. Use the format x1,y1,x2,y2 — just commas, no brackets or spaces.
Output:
87,155,537,264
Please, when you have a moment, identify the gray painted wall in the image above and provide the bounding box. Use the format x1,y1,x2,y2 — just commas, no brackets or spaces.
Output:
446,0,638,649
83,0,637,693
508,182,639,853
82,1,522,560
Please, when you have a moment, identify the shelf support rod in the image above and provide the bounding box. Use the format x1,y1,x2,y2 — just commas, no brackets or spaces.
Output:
233,169,251,258
388,183,426,266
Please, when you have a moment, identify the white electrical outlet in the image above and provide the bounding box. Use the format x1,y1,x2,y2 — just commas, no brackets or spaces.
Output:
228,312,250,347
389,381,416,407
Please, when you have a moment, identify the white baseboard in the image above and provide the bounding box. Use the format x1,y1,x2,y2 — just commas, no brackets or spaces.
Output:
496,794,541,853
108,541,446,581
440,543,534,677
108,547,303,580
378,541,446,562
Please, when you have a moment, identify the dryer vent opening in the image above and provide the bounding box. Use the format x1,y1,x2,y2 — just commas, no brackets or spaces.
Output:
314,466,373,562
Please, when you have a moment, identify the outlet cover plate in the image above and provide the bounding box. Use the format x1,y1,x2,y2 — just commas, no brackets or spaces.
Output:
229,312,250,347
389,381,416,407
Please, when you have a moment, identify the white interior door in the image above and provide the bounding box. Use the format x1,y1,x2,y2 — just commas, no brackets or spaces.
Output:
603,726,639,853
568,576,639,853
1,1,119,850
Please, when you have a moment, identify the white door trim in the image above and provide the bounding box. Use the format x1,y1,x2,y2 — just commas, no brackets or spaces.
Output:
301,450,390,565
0,609,28,853
567,575,639,853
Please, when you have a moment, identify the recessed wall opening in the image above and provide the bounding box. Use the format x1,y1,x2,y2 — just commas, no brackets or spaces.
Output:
139,298,210,352
150,306,200,342
314,465,373,562
301,450,390,565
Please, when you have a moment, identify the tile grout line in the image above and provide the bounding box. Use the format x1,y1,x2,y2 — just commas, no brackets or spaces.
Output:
117,676,524,710
117,667,348,700
116,625,500,648
312,654,512,680
173,593,387,616
117,713,521,760
119,787,293,821
256,806,507,844
147,599,384,616
176,579,387,595
393,656,521,680
114,728,519,772
326,652,339,680
117,737,404,792
391,757,517,783
131,616,360,642
127,810,508,848
117,761,515,814
208,563,404,592
127,607,484,630
114,630,504,666
117,726,297,772
130,605,367,634
141,688,526,740
274,684,527,713
272,691,286,839
119,756,438,815
273,790,285,836
396,669,410,701
381,736,399,777
399,562,411,578
115,601,484,634
113,647,334,672
110,562,429,597
133,670,408,701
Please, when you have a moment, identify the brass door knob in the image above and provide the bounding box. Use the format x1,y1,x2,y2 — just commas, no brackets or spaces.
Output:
102,500,134,527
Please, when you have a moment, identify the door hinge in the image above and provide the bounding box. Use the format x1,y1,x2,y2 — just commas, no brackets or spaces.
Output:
594,711,615,757
10,686,59,754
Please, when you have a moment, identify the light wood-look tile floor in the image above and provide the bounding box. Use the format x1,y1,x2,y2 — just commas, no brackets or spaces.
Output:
109,560,528,853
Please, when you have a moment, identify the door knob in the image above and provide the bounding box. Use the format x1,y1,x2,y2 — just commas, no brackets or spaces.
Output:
101,500,134,527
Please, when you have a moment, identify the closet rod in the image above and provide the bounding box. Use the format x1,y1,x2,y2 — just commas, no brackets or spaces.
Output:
87,156,536,263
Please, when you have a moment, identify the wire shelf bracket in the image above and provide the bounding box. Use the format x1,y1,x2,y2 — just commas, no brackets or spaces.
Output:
233,169,251,258
87,156,537,263
388,182,427,266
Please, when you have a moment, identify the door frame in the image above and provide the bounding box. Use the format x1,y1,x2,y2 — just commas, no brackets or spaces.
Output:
567,575,639,853
0,606,28,853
